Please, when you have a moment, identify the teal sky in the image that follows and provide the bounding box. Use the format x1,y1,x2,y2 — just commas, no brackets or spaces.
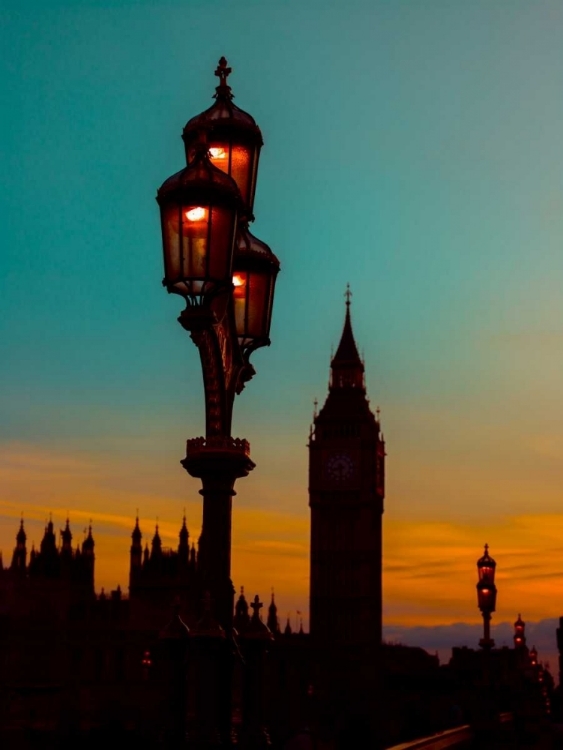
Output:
2,0,563,634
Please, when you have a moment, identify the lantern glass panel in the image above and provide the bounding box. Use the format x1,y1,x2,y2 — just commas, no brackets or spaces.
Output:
208,140,253,209
478,587,496,612
161,203,182,281
232,269,272,344
181,205,210,287
161,198,236,297
479,564,495,582
233,271,248,337
230,144,252,207
211,205,237,280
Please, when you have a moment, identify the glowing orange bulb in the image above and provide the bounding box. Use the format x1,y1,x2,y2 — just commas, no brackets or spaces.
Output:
233,274,245,288
186,207,206,221
209,147,227,160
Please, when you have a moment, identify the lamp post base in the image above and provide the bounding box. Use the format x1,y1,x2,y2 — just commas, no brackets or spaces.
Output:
183,436,255,748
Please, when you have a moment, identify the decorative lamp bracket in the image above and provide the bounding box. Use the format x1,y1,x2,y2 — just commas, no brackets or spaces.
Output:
178,292,256,438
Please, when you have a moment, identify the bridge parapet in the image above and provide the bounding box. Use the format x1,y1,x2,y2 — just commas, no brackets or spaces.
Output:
386,713,512,750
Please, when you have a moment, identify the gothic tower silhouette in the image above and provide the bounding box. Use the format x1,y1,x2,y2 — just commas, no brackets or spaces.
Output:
309,289,385,643
308,289,385,745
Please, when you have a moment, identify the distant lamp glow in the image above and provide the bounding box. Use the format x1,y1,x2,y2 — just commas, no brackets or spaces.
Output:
186,206,207,221
142,650,152,667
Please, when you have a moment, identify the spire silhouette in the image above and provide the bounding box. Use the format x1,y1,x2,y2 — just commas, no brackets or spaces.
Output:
330,287,365,391
132,514,142,546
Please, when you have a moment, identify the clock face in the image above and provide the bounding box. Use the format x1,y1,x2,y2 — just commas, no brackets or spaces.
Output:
326,453,354,481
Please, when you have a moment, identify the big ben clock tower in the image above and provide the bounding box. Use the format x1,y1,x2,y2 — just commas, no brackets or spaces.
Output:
309,289,385,644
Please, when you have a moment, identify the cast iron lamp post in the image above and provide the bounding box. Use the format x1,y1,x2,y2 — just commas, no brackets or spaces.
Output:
477,544,497,649
156,57,280,636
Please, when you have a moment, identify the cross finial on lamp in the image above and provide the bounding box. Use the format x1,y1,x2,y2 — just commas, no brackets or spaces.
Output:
215,56,232,84
214,56,233,99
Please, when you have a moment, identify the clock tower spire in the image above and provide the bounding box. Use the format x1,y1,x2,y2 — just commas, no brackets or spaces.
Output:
329,283,365,392
308,289,385,744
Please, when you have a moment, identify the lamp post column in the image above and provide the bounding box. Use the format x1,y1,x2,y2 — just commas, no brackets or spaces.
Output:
182,439,255,633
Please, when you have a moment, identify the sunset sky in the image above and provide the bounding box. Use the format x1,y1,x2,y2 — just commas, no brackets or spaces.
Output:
1,0,563,659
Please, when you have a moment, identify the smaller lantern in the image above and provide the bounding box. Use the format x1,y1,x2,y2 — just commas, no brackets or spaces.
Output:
476,543,497,613
232,223,280,352
514,613,526,649
157,145,242,302
182,57,263,219
477,543,496,584
530,646,538,666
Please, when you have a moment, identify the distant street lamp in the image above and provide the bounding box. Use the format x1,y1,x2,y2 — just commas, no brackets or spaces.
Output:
156,58,279,743
477,544,497,649
513,613,526,649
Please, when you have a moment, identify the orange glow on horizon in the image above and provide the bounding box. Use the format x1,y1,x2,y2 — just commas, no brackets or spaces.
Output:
4,441,563,634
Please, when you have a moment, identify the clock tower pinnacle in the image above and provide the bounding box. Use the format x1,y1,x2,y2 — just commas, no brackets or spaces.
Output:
309,292,384,641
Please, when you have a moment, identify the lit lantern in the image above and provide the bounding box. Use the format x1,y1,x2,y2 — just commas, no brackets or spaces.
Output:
530,646,538,666
183,57,263,218
232,224,280,351
476,543,497,613
157,145,242,301
513,613,526,649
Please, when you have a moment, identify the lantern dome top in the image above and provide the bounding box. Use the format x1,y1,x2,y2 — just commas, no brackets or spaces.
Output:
157,144,242,204
183,57,263,143
235,224,280,268
515,613,525,627
477,543,496,569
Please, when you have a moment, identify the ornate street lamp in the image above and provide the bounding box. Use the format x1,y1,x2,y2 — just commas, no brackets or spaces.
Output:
476,543,497,649
156,58,279,641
